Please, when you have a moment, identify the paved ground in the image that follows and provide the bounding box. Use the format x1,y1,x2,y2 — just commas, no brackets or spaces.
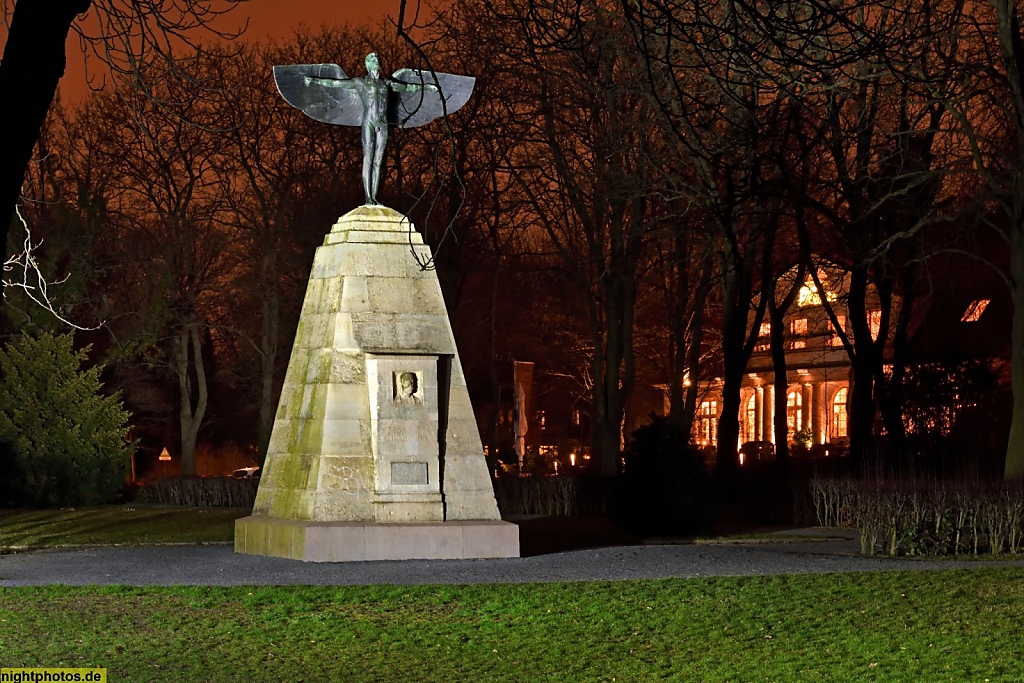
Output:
3,528,1023,586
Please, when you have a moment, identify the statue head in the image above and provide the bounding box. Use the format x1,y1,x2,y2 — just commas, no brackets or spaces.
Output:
365,52,381,78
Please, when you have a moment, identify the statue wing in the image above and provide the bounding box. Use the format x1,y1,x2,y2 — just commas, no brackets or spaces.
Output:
389,69,476,128
272,63,364,127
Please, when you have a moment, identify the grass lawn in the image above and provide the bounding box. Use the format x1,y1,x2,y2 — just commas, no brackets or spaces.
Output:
1,569,1023,681
0,506,247,548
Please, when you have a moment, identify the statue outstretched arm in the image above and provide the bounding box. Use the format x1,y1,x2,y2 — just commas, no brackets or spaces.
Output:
389,68,476,128
389,80,439,93
273,64,364,127
304,76,359,90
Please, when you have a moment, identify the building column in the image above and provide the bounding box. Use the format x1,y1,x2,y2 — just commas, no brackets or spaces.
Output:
801,383,813,436
754,386,764,441
812,383,824,445
763,385,775,444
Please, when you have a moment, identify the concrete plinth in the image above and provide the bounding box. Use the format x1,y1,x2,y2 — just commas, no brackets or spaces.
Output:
235,516,520,562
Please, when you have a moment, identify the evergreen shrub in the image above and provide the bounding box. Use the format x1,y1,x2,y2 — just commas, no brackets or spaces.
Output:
0,332,133,507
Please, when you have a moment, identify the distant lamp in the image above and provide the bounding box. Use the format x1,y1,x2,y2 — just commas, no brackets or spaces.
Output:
158,447,172,461
961,299,990,322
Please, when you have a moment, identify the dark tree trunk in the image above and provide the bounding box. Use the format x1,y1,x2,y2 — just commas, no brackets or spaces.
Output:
485,260,502,473
666,235,691,431
1007,215,1024,478
715,248,766,480
769,303,790,465
991,0,1024,479
877,263,915,468
679,268,712,440
766,258,806,470
257,250,280,461
591,269,633,477
716,263,752,480
0,0,89,256
846,266,877,472
175,322,209,477
717,355,744,480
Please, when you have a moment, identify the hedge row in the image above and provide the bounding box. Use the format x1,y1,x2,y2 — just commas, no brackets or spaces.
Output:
810,478,1024,556
493,476,579,516
137,477,259,507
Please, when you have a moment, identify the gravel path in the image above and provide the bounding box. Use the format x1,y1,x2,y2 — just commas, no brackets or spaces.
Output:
3,530,1023,586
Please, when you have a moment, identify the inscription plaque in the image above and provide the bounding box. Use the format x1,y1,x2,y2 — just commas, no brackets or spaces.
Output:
392,461,429,486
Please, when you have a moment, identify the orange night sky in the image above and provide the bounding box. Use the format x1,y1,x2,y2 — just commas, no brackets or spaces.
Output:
51,0,405,102
242,0,404,39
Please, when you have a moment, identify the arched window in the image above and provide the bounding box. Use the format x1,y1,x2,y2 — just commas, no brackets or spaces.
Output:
832,388,848,439
745,393,757,441
787,389,802,437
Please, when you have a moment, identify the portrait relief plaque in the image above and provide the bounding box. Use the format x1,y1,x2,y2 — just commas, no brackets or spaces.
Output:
393,370,423,405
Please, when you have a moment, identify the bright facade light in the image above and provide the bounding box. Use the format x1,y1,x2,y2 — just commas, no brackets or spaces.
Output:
961,299,991,322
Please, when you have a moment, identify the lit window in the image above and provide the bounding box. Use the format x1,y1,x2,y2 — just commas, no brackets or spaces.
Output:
791,340,807,349
868,310,882,341
797,281,821,307
755,323,771,351
791,318,808,335
829,314,846,347
697,401,718,446
745,394,757,441
961,299,990,322
832,388,848,438
797,272,838,307
787,390,802,436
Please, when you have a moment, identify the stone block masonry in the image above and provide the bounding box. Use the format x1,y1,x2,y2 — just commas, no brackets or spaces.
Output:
235,205,518,561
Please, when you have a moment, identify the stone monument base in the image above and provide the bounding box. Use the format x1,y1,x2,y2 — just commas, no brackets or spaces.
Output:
235,516,520,562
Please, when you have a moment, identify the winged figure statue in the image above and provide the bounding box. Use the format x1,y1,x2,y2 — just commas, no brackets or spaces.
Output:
274,53,476,206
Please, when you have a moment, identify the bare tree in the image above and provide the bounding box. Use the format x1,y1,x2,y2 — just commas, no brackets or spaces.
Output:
783,0,965,468
72,53,237,475
210,31,369,457
622,0,967,472
457,0,663,476
622,0,806,476
0,0,242,304
935,0,1024,478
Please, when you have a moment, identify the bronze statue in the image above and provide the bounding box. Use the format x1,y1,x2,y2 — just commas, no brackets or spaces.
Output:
273,53,476,205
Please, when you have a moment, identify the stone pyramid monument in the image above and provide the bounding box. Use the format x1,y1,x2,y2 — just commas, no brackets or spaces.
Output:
235,206,519,561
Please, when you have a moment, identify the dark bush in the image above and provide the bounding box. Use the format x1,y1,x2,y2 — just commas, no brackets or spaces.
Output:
610,417,714,537
136,476,258,507
0,332,133,507
493,476,578,516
